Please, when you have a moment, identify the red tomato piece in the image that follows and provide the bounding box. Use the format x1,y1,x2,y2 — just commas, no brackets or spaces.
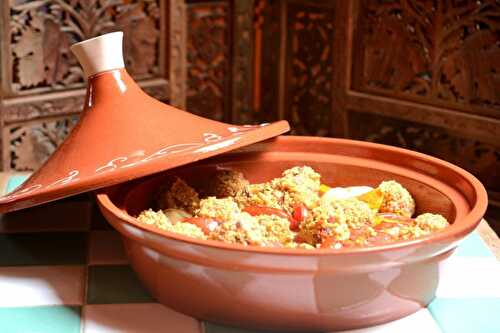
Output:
289,204,308,231
292,204,308,223
289,217,300,231
243,205,290,219
243,205,303,231
183,217,219,234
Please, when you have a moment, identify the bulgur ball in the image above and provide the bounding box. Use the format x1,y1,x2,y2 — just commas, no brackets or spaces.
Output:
377,180,415,217
278,166,321,192
298,198,374,246
272,166,321,211
298,204,350,246
196,197,241,222
235,166,322,213
328,198,375,229
209,212,265,246
415,213,449,232
235,182,284,210
236,166,322,213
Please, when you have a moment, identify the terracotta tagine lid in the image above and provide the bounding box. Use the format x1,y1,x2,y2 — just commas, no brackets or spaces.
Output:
0,32,289,213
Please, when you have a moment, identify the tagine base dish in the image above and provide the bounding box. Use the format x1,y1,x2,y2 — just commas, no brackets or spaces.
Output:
96,136,487,332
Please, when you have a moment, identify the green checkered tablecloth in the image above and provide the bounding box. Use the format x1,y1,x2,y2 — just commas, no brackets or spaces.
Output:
0,174,499,333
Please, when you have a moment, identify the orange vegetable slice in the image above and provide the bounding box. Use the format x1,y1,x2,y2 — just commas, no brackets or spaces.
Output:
357,188,384,212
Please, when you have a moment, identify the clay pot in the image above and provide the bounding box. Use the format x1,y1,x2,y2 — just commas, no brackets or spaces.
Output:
97,136,487,331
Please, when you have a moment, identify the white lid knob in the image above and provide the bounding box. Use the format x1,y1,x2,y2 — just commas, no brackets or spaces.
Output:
70,32,125,78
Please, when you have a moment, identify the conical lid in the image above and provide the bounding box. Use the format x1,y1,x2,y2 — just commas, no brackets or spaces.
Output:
0,32,289,212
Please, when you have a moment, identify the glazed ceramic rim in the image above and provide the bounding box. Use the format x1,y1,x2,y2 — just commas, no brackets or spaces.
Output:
96,136,488,256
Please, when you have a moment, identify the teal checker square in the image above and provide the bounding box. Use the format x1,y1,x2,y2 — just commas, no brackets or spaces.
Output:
0,306,81,333
429,298,500,333
453,232,495,258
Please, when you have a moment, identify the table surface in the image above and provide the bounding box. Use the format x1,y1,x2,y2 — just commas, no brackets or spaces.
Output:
0,173,499,333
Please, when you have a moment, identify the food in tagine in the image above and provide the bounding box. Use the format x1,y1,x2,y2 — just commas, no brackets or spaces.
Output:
136,166,449,249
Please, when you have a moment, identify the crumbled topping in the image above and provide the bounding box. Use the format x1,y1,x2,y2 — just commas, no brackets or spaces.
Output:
137,167,449,249
416,213,449,232
137,209,206,240
378,180,415,217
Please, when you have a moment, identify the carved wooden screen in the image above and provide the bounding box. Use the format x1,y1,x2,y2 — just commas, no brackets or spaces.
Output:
250,0,500,229
186,0,231,121
184,0,254,123
0,0,180,171
252,0,343,135
343,0,500,220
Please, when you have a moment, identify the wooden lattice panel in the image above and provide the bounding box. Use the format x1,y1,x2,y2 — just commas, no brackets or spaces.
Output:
186,1,231,121
352,0,500,118
8,0,165,95
285,1,335,136
4,115,79,171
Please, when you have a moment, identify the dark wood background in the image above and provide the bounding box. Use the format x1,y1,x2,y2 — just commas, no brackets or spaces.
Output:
1,0,499,233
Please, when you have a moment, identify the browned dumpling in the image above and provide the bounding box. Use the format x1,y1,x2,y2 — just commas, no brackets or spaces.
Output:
156,177,200,214
204,170,249,198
